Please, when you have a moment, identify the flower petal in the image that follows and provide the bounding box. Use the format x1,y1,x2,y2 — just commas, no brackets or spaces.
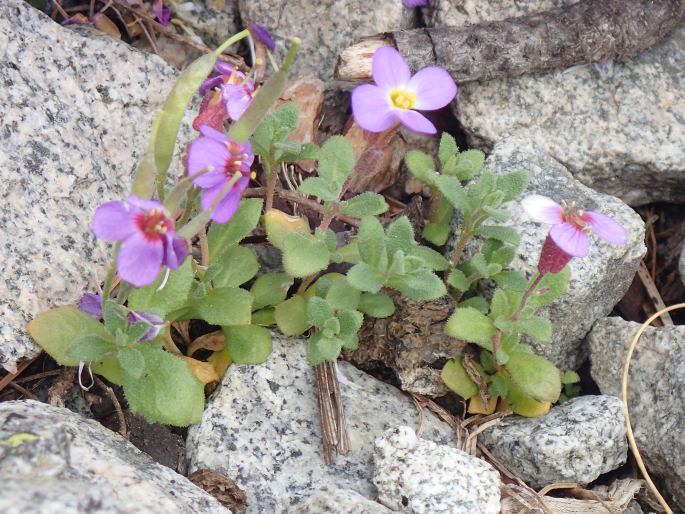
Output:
162,233,188,269
403,0,428,6
79,293,103,319
250,22,275,51
396,109,436,134
583,211,627,245
351,84,396,132
200,182,228,213
211,177,249,223
408,67,458,110
223,85,253,121
126,195,164,212
372,47,410,89
521,195,564,225
550,222,589,258
187,136,229,181
92,201,136,241
214,61,234,76
198,124,229,141
117,233,164,287
199,75,224,96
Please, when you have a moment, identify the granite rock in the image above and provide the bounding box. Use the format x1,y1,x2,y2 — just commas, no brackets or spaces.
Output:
450,138,645,370
479,395,628,489
294,487,393,514
589,317,685,511
426,0,573,28
373,426,500,513
455,27,685,205
238,0,417,81
186,333,455,513
0,0,192,368
679,243,685,287
0,400,228,514
174,0,240,48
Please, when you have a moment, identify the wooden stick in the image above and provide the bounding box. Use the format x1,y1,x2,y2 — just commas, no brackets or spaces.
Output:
315,361,350,464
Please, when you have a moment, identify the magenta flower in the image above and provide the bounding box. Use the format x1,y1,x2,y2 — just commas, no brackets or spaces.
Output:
198,62,255,122
403,0,429,7
186,125,255,223
249,22,276,51
152,0,171,26
521,194,627,272
92,196,188,287
351,47,457,135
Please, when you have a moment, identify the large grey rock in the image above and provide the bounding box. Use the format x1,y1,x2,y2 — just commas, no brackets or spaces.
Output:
451,138,645,370
0,400,228,514
426,0,573,28
238,0,417,81
0,0,192,369
294,487,393,514
479,396,628,489
373,426,500,513
589,317,685,511
174,0,240,48
455,27,685,205
186,334,455,513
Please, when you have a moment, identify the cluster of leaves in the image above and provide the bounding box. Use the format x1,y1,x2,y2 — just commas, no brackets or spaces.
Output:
406,134,578,416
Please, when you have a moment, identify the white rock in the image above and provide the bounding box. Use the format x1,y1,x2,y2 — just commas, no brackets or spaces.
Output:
186,333,455,512
294,487,393,514
426,0,574,28
478,396,628,488
0,400,228,514
373,426,500,513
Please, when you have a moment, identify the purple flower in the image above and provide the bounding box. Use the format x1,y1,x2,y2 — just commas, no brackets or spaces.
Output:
521,194,627,259
78,293,164,342
186,125,255,223
92,196,188,287
152,0,171,26
351,47,457,135
403,0,429,8
249,22,276,51
80,292,103,319
198,62,255,121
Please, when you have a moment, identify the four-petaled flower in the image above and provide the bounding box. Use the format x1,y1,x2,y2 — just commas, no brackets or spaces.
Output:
92,196,188,287
199,62,255,122
521,194,627,274
351,47,457,135
187,125,255,223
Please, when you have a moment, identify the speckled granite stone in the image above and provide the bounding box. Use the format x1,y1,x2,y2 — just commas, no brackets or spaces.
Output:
238,0,417,80
0,0,192,368
174,0,240,48
426,0,573,28
373,426,500,513
0,400,229,514
479,396,628,489
449,138,645,370
589,317,685,511
294,487,393,514
455,27,685,205
679,244,685,287
186,333,455,513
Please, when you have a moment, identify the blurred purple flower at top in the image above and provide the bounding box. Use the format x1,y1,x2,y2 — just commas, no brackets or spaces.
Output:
79,293,163,342
198,62,255,121
403,0,429,8
351,47,457,135
153,0,171,26
186,125,255,223
249,22,276,51
521,194,627,274
92,196,188,287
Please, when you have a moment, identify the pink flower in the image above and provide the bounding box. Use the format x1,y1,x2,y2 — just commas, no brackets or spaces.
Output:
521,194,627,259
198,62,255,122
92,196,188,287
351,47,457,135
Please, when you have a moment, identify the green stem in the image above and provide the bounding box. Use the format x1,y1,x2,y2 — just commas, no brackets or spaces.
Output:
102,242,121,300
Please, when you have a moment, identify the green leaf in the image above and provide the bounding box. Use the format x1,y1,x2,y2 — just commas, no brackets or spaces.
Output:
526,267,570,309
489,246,516,266
65,335,116,362
207,198,263,261
103,300,129,336
489,289,512,320
517,316,552,342
250,272,294,310
459,296,489,314
481,205,510,223
228,38,300,143
335,240,360,264
117,347,145,379
358,292,395,318
445,307,496,347
318,135,356,185
122,345,205,426
337,309,363,336
270,102,299,142
338,192,389,217
408,246,449,271
438,133,459,173
325,280,361,311
274,295,310,336
323,317,341,338
307,297,335,327
263,209,311,251
489,372,509,398
387,269,446,302
447,269,469,291
422,197,454,247
282,231,330,278
347,262,385,293
185,287,253,325
496,171,529,203
206,245,259,288
505,351,561,403
435,175,468,210
561,370,580,384
386,216,416,256
298,177,341,202
306,332,343,365
404,150,436,185
491,271,529,292
223,325,273,364
476,225,520,246
357,216,387,270
252,307,275,326
454,149,485,181
441,358,478,399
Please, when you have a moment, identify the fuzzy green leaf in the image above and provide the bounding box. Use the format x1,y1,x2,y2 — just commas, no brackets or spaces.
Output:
435,175,468,211
252,307,276,326
447,269,470,291
117,347,145,379
224,324,273,364
263,209,310,251
298,176,341,202
561,370,581,384
387,269,446,302
207,198,263,261
306,333,343,365
325,280,361,311
422,197,454,246
454,150,485,181
307,297,335,327
517,316,552,342
358,292,395,318
357,216,387,270
408,246,449,271
274,295,310,336
476,225,520,246
337,309,363,337
442,358,478,399
492,271,529,292
438,133,459,174
347,263,386,293
338,192,389,217
250,272,294,310
445,307,495,347
496,171,529,203
206,245,259,288
318,135,356,185
386,216,416,256
283,231,330,278
404,150,436,185
185,287,253,325
66,335,116,362
459,296,489,313
505,351,561,403
527,267,570,309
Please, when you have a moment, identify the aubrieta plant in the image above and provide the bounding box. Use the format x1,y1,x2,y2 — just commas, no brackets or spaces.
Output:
28,30,626,427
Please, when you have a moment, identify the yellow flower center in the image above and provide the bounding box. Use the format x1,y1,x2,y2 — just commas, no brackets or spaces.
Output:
389,88,416,110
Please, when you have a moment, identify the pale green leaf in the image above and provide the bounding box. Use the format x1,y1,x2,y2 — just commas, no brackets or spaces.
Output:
224,325,272,364
207,198,263,261
505,351,561,402
454,149,484,181
346,262,385,293
435,175,468,210
445,307,495,347
404,150,436,185
358,292,395,318
185,287,253,325
338,192,388,217
117,347,145,379
282,231,330,278
206,245,259,288
250,272,294,310
442,358,478,399
274,295,310,336
357,216,387,270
